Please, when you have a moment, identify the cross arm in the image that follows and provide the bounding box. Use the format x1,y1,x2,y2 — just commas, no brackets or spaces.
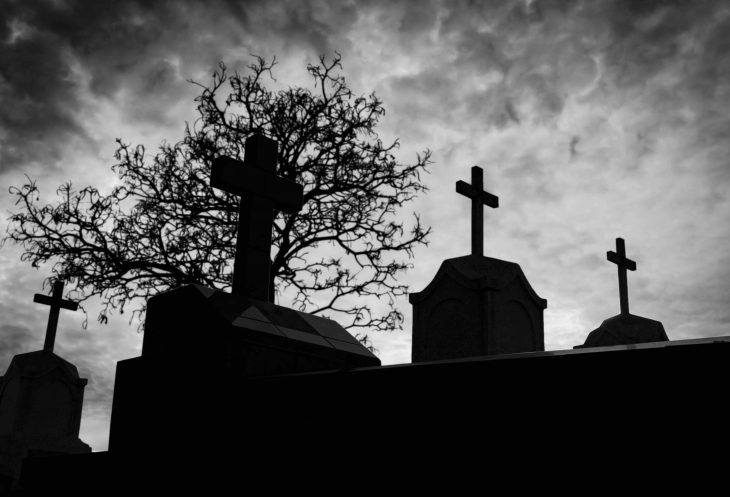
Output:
33,294,79,311
211,156,304,214
607,251,636,270
455,180,499,208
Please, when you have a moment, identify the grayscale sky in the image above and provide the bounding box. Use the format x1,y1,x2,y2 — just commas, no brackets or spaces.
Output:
1,0,729,451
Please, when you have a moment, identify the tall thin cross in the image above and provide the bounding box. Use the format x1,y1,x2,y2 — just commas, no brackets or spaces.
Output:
33,280,78,353
607,237,636,316
211,133,304,301
456,166,499,256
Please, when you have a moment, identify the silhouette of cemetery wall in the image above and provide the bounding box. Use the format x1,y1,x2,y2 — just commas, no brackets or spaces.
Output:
19,336,730,493
410,255,547,361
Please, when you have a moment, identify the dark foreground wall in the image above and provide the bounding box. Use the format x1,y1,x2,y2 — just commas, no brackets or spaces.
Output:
18,337,730,494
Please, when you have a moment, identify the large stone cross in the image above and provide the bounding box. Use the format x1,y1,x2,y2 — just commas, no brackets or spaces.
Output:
211,133,304,301
456,166,499,257
607,237,636,316
34,280,78,353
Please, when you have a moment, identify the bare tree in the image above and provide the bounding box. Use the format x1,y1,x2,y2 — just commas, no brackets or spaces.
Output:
5,54,431,343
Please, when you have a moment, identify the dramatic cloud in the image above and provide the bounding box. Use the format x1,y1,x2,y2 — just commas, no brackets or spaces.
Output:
0,0,325,172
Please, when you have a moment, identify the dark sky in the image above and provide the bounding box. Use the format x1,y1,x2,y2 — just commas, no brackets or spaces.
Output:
1,0,729,450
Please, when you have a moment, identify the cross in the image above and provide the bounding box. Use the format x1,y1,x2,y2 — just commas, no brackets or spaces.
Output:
456,166,499,257
211,133,304,301
607,237,636,316
33,280,78,353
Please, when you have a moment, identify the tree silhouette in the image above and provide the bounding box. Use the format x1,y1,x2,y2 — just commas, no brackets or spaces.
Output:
5,54,431,342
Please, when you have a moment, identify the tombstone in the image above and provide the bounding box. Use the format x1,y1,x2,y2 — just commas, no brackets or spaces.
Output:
108,133,380,454
410,166,547,362
0,281,90,490
140,283,381,377
137,133,380,375
576,238,669,348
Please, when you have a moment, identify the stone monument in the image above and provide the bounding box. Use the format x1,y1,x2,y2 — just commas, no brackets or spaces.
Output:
0,281,90,490
576,238,669,348
138,133,380,375
410,166,547,362
108,133,380,453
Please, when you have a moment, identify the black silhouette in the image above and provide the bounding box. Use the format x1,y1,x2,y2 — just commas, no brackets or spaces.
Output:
607,237,635,316
11,169,730,497
211,134,303,301
33,280,78,352
0,282,89,492
411,166,546,361
455,166,499,256
139,284,380,379
576,237,668,348
104,139,380,476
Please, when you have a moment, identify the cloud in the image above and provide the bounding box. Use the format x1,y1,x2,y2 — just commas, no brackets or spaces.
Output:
0,0,378,175
2,0,728,171
0,1,160,171
0,17,87,171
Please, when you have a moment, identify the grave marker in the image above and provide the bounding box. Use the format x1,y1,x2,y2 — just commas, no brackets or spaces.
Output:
456,166,498,257
33,280,78,353
211,133,304,301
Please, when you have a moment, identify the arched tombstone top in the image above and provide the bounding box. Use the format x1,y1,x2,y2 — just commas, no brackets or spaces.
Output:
0,351,89,451
409,255,547,309
1,351,86,386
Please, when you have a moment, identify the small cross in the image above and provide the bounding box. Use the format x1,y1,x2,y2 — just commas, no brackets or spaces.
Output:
211,133,304,301
456,166,499,257
607,237,636,316
33,280,78,353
